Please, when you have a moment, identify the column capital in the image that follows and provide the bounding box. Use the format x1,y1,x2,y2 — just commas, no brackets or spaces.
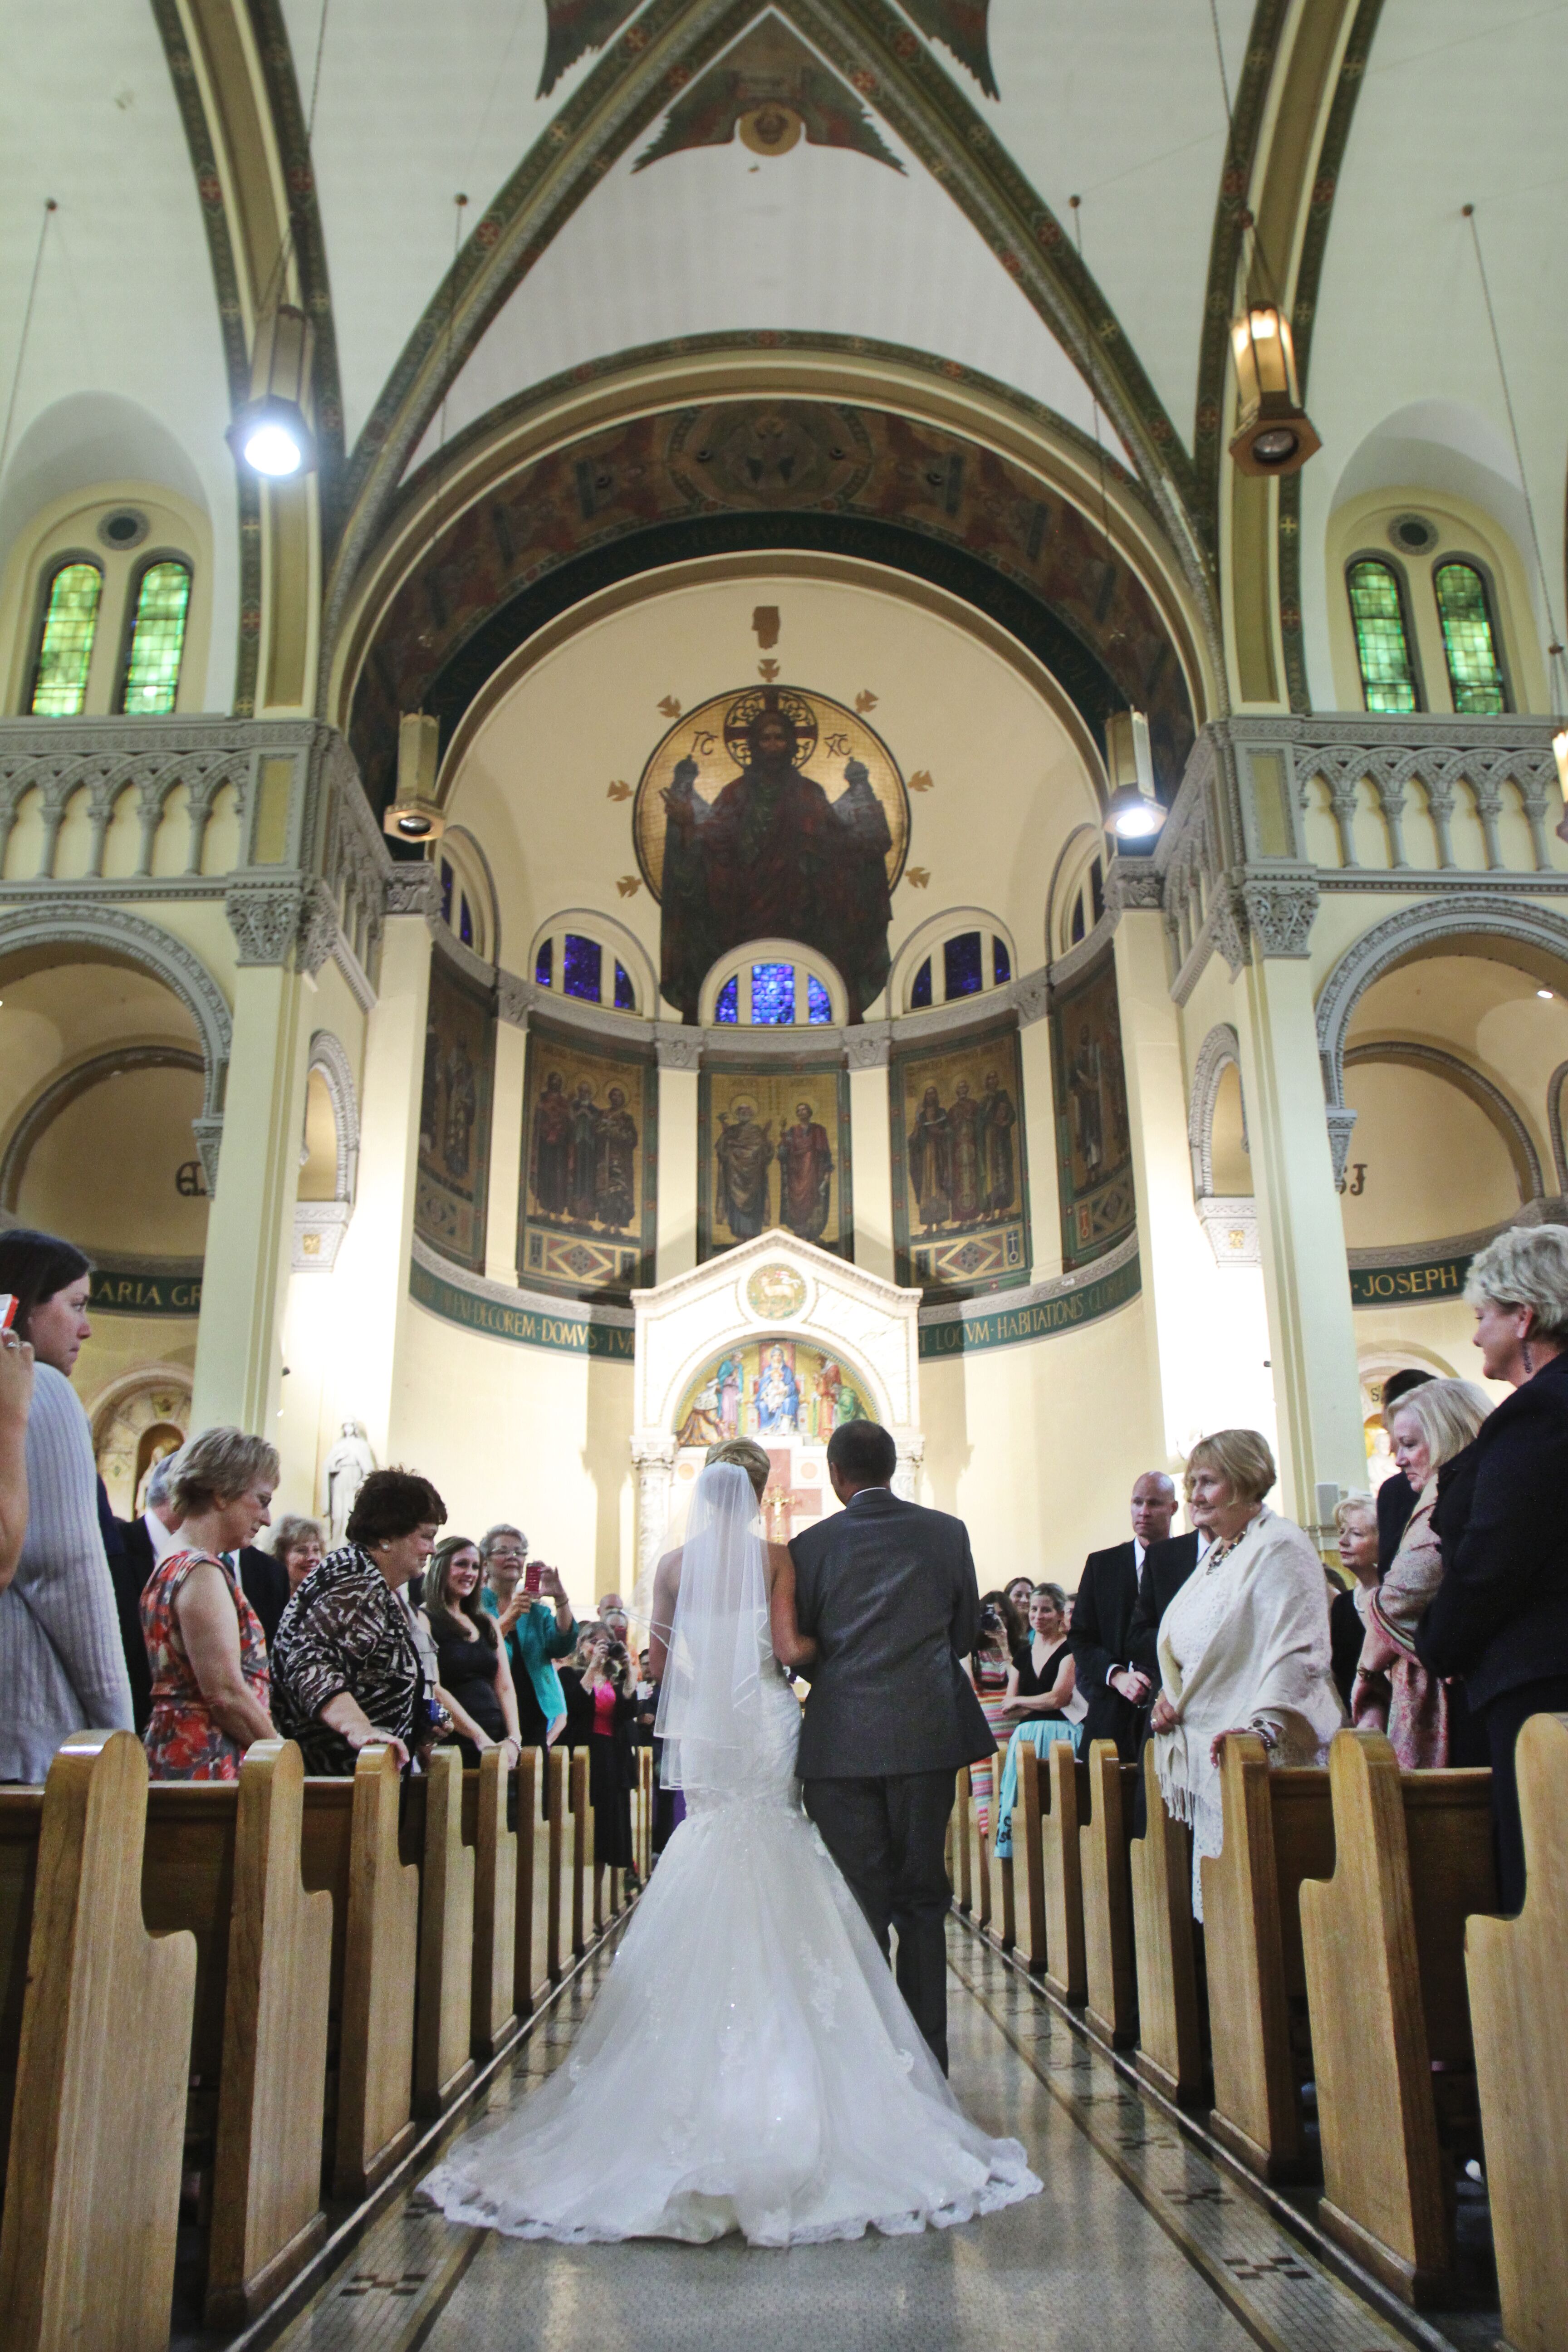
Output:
844,1021,891,1068
1240,871,1319,960
654,1025,703,1071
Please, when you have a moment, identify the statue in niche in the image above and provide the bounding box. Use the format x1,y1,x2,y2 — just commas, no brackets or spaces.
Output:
529,1069,573,1216
1068,1021,1107,1182
595,1085,638,1231
323,1419,376,1544
715,1097,774,1239
947,1078,982,1227
659,689,893,1023
754,1344,800,1435
978,1067,1017,1217
906,1084,952,1230
778,1098,833,1243
568,1080,600,1223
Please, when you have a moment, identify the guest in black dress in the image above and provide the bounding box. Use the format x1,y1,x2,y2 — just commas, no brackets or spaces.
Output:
1004,1583,1078,1726
423,1536,523,1769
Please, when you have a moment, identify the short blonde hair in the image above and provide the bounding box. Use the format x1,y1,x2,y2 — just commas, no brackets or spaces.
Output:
705,1437,771,1497
1465,1224,1568,1341
170,1427,280,1517
270,1513,322,1560
1334,1490,1377,1542
1385,1376,1491,1471
1184,1427,1276,1509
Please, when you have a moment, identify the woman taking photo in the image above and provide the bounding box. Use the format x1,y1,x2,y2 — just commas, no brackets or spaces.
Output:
571,1622,640,1892
1417,1227,1568,1908
272,1467,446,1772
0,1229,132,1779
141,1428,278,1779
423,1535,523,1768
1150,1428,1342,1918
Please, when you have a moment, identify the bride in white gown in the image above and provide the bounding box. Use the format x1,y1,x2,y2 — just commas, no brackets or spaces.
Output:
421,1458,1040,2247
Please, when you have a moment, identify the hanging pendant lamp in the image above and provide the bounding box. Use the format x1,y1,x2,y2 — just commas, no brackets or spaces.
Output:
226,304,317,478
1103,710,1166,840
1228,301,1321,477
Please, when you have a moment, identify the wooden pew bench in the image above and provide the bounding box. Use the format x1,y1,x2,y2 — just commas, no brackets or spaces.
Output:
1016,1743,1088,2003
1299,1729,1494,2307
1128,1740,1203,2103
1079,1742,1140,2047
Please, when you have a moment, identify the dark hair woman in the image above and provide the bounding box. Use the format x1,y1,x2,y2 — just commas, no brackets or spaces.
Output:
0,1228,132,1779
271,1466,447,1773
423,1535,522,1769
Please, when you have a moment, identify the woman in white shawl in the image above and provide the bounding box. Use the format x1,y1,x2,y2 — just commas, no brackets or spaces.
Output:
1149,1428,1343,1917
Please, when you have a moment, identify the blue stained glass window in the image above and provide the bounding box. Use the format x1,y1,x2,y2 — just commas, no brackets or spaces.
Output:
613,960,636,1010
535,937,554,988
439,860,454,926
807,974,832,1024
564,933,602,1001
752,961,795,1023
911,958,932,1009
992,937,1011,985
715,974,739,1023
459,895,473,949
944,931,984,999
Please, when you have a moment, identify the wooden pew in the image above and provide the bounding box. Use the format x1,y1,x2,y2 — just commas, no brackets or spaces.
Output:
1465,1710,1568,2352
1300,1731,1494,2307
570,1748,589,1960
1040,1743,1088,2005
137,1745,333,2327
0,1730,196,2352
1128,1740,1202,2102
545,1747,566,1982
510,1751,537,2024
463,1751,519,2061
407,1749,475,2118
1201,1735,1334,2182
1018,1745,1045,1968
1080,1741,1139,2047
299,1746,419,2200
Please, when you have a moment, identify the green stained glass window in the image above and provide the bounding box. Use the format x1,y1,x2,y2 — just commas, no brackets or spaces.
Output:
29,561,103,716
1347,560,1419,714
119,561,192,715
1434,561,1508,715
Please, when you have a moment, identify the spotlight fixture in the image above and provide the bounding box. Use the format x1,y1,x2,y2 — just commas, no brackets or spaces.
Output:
1539,988,1555,1002
226,304,317,478
1103,709,1166,841
1228,301,1321,478
383,711,446,843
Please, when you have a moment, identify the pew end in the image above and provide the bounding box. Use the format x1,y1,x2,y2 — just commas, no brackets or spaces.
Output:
0,1730,197,2352
1465,1710,1568,2352
1080,1743,1139,2048
327,1745,419,2200
1129,1740,1203,2105
1040,1743,1088,2007
409,1750,477,2119
464,1751,520,2064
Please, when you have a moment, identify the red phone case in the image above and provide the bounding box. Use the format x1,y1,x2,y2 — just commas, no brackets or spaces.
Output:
523,1561,544,1595
0,1296,16,1335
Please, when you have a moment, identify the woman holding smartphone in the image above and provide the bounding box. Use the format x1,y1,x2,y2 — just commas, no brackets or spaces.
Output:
478,1524,576,1745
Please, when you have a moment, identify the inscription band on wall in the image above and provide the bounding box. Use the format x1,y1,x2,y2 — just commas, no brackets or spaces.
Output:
918,1250,1140,1357
410,1257,635,1359
1348,1253,1471,1308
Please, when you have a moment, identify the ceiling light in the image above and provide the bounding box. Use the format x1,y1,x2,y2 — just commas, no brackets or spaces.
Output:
226,304,317,478
1103,709,1166,841
382,710,447,843
1539,988,1554,1001
1229,302,1320,478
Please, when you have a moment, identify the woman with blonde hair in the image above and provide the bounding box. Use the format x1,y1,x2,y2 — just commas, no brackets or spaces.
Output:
141,1427,279,1779
1352,1377,1492,1767
1149,1428,1343,1916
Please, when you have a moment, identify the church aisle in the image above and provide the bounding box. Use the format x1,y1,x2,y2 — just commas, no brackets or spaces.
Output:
267,1920,1420,2352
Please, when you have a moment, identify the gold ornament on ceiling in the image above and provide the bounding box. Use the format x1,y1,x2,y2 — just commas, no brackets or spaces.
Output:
634,16,903,176
751,606,781,648
908,770,935,793
739,103,802,158
905,867,931,889
854,689,879,713
758,658,781,680
617,876,642,898
658,695,682,717
606,779,632,801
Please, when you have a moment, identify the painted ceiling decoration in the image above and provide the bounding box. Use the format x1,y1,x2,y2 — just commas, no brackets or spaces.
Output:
541,0,642,96
897,0,997,101
634,14,903,172
344,387,1196,818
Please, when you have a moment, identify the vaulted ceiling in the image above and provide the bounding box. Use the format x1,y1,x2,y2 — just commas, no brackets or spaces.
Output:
2,0,1564,725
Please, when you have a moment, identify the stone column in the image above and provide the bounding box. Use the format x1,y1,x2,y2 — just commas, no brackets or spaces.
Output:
631,1435,678,1596
191,883,315,1432
846,1025,893,1280
891,1428,924,1504
1232,883,1364,1531
1014,974,1064,1284
655,1030,701,1280
485,1004,527,1284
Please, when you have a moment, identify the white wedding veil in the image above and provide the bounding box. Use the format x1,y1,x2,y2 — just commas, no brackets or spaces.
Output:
652,1461,774,1792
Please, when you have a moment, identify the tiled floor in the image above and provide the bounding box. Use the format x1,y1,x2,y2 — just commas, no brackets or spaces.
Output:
268,1922,1431,2352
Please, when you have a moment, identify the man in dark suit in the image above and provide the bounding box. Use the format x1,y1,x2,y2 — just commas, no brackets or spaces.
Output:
1126,1519,1205,1833
789,1421,994,2075
235,1544,290,1647
1069,1472,1182,1759
111,1451,184,1733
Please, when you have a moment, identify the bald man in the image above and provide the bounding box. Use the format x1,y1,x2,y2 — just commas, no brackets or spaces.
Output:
1068,1473,1187,1759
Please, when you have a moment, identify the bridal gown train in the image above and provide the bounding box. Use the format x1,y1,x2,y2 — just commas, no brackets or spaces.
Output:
422,1659,1041,2246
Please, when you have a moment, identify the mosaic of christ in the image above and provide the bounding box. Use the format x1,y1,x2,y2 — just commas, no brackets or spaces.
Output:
634,684,909,1024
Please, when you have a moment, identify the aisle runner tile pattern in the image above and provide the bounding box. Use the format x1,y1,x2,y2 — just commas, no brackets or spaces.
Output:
273,1922,1412,2352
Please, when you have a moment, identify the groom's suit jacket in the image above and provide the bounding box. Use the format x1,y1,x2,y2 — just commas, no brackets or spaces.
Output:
789,1489,995,1780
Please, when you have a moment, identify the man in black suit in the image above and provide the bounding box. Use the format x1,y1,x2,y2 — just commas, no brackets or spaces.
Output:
789,1421,994,2075
1069,1472,1183,1759
111,1450,184,1733
1125,1517,1206,1833
234,1543,290,1647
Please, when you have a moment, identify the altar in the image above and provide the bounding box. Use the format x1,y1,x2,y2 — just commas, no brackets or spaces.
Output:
629,1230,924,1581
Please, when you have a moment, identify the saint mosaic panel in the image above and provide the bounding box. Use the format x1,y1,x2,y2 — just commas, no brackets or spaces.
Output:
673,1340,872,1449
889,1014,1029,1301
518,1018,657,1303
415,951,494,1273
697,1058,853,1261
1049,948,1135,1269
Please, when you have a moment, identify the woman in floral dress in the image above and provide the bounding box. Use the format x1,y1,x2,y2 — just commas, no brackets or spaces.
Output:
141,1427,279,1780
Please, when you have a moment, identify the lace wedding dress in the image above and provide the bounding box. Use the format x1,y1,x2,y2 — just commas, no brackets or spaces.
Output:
421,1465,1040,2248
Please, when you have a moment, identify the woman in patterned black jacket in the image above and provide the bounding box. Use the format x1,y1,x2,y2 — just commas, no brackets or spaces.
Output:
272,1467,447,1773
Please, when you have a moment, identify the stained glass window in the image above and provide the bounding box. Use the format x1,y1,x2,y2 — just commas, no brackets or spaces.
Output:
614,960,636,1011
1434,561,1508,714
715,975,739,1023
944,931,984,999
1070,896,1086,945
439,861,454,926
751,961,794,1024
807,974,832,1024
564,933,602,1001
911,958,932,1009
459,895,474,950
1090,857,1105,926
535,938,554,988
29,561,103,716
992,937,1011,985
1347,559,1419,713
119,560,191,715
